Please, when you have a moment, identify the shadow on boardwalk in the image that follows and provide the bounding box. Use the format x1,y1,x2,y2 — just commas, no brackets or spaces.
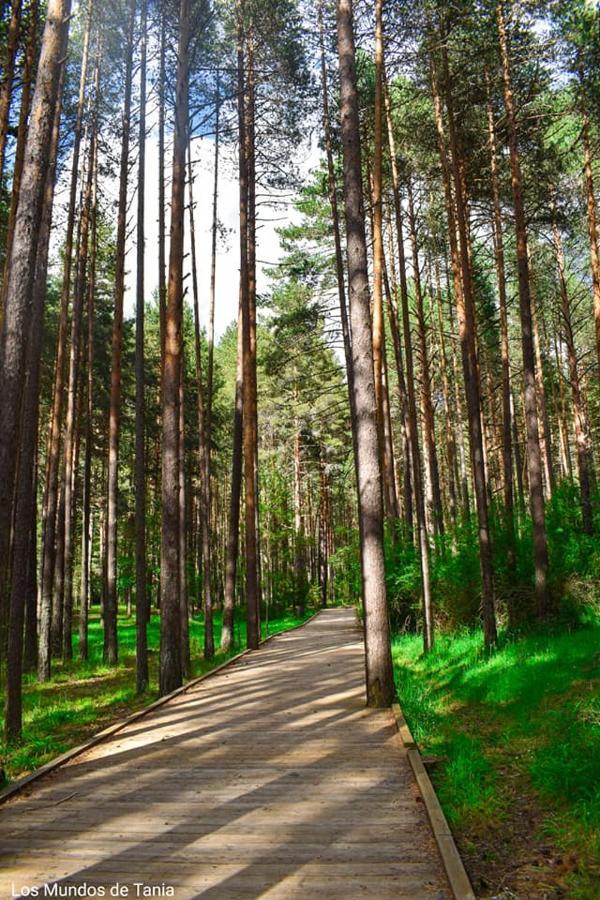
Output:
0,609,449,899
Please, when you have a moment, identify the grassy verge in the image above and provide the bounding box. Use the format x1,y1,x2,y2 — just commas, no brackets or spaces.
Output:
0,605,312,785
392,613,600,898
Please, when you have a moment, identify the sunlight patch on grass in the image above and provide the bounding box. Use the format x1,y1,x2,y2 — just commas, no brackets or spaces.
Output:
392,614,600,895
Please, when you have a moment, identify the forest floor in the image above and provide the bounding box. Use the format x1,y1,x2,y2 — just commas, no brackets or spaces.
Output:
392,611,600,899
0,605,310,785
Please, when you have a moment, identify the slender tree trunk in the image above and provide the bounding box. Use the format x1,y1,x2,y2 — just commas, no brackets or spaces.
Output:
238,14,260,650
407,178,444,538
106,0,136,664
432,258,458,525
135,0,148,692
371,0,385,454
179,356,190,677
485,73,516,573
207,68,219,456
39,0,93,675
0,0,22,187
497,1,549,615
529,255,555,499
160,0,189,694
381,341,400,524
158,10,167,374
552,211,593,534
1,0,38,300
383,74,432,646
318,0,359,493
553,318,573,481
4,79,62,740
383,248,413,539
293,394,306,614
188,143,213,661
336,0,394,706
581,105,600,379
62,126,95,661
434,34,497,645
221,296,243,652
0,0,71,676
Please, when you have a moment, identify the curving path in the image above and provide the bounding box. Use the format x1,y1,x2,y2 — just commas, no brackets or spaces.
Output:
0,609,449,898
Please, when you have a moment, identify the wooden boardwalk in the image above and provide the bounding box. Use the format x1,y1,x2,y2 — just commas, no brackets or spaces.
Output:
0,609,449,899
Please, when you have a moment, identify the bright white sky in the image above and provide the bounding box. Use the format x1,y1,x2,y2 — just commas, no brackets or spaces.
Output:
129,133,321,338
50,131,321,341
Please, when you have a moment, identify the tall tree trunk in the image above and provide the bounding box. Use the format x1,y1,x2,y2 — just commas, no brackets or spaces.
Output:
62,124,95,661
433,33,497,646
0,0,22,187
106,0,136,664
79,166,96,662
4,77,62,740
207,68,219,458
179,355,189,677
485,73,516,573
158,9,167,374
383,247,414,539
135,0,148,692
552,211,593,534
529,255,555,500
221,296,243,652
407,178,444,538
432,258,458,525
371,0,384,458
188,143,213,661
160,0,189,694
293,394,306,615
381,340,400,524
1,0,38,301
383,74,432,646
497,1,549,615
581,104,600,379
38,0,91,677
0,0,71,675
238,14,260,650
336,0,394,706
318,0,359,484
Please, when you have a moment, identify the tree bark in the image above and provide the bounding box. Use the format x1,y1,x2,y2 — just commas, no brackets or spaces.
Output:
1,0,38,303
188,142,213,661
407,178,444,538
221,295,244,652
62,122,95,661
4,74,62,740
581,104,600,379
485,73,516,573
0,0,71,674
433,33,497,645
383,74,432,647
106,0,136,664
135,0,148,692
497,1,549,615
160,0,189,694
552,210,593,534
0,0,22,187
336,0,394,706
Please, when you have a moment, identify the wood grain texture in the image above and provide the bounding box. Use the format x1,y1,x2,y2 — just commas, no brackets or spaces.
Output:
0,609,449,898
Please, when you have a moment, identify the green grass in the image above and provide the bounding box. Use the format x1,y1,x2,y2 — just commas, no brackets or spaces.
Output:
392,615,600,896
0,604,312,784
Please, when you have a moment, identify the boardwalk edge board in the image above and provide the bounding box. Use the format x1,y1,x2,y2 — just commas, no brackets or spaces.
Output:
392,702,476,900
0,610,321,806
